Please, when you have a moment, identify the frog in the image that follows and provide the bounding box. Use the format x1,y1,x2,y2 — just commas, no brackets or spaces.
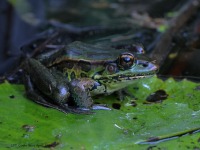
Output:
23,41,158,114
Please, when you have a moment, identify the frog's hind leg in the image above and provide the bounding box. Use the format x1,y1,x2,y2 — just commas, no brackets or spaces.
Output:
23,74,92,114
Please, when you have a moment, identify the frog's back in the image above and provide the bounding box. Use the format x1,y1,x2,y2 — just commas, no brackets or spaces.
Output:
64,41,123,61
64,41,142,61
49,41,138,67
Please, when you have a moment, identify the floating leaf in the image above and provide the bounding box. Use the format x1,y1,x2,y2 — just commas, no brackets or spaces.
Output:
0,77,200,149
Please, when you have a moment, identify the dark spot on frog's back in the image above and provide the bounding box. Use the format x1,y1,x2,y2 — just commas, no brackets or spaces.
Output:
78,60,91,72
81,73,87,77
70,72,76,80
56,61,74,71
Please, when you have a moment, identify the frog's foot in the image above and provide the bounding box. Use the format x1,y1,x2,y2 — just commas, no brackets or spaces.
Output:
77,104,111,111
92,104,111,110
116,88,135,101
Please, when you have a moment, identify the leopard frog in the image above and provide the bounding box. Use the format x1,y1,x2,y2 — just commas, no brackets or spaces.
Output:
23,41,158,113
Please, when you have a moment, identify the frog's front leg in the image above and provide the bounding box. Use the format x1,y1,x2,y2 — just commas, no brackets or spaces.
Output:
116,88,135,101
69,78,110,110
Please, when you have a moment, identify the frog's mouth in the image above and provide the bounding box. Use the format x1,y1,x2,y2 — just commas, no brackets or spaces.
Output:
96,72,156,84
94,61,158,82
116,72,156,80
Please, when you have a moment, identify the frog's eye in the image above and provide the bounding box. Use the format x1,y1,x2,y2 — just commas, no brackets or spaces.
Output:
118,53,135,69
106,63,117,74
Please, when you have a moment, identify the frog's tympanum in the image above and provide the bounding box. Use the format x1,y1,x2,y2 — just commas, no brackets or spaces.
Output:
23,41,158,114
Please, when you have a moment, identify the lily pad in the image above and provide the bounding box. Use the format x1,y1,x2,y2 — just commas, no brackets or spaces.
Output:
0,77,200,149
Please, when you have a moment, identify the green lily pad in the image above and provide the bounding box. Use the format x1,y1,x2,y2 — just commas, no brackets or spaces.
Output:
0,77,200,149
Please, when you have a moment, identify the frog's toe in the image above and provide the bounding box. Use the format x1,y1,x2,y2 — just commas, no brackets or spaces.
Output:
92,105,111,110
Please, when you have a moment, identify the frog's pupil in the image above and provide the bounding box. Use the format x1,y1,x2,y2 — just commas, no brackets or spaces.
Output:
123,57,131,62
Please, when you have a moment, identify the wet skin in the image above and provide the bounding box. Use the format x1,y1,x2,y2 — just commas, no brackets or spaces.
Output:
23,41,158,114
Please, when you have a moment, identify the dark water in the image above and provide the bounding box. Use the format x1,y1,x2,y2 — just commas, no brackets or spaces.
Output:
1,0,200,82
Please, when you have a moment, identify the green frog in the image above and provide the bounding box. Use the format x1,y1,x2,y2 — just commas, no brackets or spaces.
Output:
23,41,158,114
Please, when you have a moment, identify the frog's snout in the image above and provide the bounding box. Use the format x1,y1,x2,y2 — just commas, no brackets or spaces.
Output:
148,61,159,73
137,60,159,73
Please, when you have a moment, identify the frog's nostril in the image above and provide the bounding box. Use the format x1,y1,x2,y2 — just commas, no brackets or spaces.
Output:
142,62,149,67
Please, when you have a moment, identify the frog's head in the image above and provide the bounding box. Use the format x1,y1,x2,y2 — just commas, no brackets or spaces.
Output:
93,52,158,85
